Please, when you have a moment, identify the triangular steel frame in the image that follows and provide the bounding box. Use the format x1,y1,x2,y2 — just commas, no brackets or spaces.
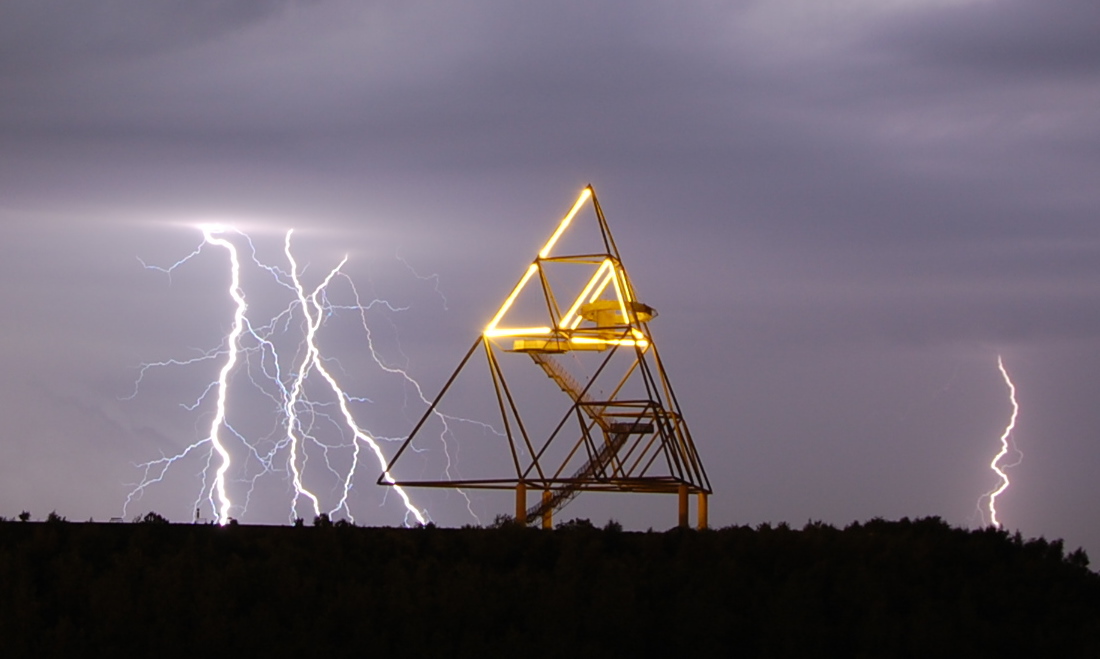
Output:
381,185,711,527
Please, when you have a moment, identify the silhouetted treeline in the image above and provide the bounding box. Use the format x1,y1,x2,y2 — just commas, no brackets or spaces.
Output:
0,516,1097,657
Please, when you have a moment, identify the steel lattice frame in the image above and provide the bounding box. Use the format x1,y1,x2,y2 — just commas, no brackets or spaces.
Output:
381,186,711,527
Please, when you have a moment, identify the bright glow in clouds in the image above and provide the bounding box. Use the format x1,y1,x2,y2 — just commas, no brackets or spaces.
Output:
124,226,448,526
981,355,1021,529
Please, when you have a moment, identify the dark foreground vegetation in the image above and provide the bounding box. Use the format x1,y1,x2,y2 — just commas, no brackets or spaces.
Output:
1,515,1098,657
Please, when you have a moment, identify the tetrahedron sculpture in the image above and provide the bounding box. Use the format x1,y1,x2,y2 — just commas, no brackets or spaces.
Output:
382,186,711,528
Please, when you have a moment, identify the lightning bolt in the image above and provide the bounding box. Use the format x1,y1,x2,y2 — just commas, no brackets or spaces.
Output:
123,226,246,525
200,227,246,524
123,225,482,526
981,355,1021,529
282,230,426,525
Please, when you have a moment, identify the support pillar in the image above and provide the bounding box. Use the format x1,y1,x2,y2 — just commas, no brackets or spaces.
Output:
697,492,708,530
678,483,689,528
542,490,553,529
515,482,527,524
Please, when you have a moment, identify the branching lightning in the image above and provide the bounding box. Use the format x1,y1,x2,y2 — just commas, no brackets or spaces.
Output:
980,355,1021,529
124,225,481,526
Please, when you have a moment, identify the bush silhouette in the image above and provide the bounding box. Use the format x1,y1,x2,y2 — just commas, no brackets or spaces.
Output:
138,511,169,525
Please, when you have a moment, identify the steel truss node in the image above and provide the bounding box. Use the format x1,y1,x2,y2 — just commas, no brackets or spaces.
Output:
381,185,711,528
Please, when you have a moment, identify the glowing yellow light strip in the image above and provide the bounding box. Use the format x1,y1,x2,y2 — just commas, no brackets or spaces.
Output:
610,267,631,326
568,265,616,330
559,259,612,329
571,337,650,347
538,187,592,259
485,263,539,334
588,267,615,302
484,327,553,338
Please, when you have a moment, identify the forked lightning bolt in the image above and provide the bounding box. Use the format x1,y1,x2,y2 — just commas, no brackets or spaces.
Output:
281,230,426,525
981,355,1021,528
123,225,477,526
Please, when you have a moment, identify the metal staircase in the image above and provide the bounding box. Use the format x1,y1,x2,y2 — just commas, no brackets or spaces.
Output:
523,353,651,523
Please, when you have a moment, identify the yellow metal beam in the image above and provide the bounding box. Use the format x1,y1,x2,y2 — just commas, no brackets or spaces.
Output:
542,490,553,529
678,483,689,528
485,264,539,334
516,482,527,523
539,187,592,259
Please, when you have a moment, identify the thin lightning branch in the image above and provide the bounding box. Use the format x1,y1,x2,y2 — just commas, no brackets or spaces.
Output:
396,250,448,310
982,355,1020,529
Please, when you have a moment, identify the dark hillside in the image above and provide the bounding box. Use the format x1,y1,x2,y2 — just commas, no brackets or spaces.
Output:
1,517,1097,657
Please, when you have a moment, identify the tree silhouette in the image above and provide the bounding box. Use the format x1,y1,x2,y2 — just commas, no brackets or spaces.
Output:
138,511,169,525
0,517,1096,655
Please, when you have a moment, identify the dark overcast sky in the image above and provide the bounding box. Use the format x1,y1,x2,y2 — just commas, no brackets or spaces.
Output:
2,0,1099,552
